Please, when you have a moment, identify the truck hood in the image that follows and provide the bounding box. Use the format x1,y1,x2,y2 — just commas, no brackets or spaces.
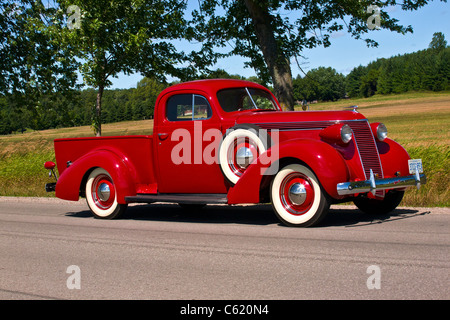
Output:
235,110,367,127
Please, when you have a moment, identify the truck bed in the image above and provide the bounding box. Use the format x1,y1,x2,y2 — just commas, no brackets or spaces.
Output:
54,135,157,190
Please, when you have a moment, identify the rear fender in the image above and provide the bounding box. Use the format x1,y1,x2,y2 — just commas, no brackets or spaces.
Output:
227,139,350,204
55,149,136,204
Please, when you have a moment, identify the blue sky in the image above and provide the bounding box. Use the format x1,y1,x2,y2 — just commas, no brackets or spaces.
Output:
109,0,450,89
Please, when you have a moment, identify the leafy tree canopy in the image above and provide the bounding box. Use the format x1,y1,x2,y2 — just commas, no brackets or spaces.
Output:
190,0,447,110
0,1,79,103
429,31,448,51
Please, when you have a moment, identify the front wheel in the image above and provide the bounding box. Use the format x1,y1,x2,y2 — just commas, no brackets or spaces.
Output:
85,168,127,219
270,164,330,227
353,190,404,215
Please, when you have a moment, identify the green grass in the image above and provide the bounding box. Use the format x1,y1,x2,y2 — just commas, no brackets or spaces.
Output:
0,119,154,197
0,150,55,197
0,92,449,207
403,145,449,207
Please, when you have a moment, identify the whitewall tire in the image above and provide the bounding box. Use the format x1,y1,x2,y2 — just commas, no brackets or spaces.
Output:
219,124,270,185
85,168,127,219
271,164,330,227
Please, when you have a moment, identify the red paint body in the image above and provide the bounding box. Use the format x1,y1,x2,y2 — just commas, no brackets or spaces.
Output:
51,79,412,207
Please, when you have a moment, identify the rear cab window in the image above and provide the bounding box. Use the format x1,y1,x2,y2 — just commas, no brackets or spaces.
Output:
166,94,212,121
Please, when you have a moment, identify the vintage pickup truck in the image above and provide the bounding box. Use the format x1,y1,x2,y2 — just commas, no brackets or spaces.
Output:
44,79,426,227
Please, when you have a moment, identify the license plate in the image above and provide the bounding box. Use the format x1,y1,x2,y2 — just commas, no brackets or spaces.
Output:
408,159,423,174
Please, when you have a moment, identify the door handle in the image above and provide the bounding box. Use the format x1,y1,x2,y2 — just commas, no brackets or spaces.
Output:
158,133,169,141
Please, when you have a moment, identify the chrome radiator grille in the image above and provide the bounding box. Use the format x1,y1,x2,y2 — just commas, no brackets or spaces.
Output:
255,119,384,180
344,120,383,180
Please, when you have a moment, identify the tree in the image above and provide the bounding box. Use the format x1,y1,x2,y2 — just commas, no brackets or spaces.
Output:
56,0,205,136
191,0,446,110
199,68,244,80
0,1,79,122
429,32,447,52
346,65,367,98
359,68,380,97
377,60,394,95
293,67,345,102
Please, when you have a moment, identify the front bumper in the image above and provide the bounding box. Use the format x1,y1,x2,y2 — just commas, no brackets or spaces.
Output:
337,170,426,196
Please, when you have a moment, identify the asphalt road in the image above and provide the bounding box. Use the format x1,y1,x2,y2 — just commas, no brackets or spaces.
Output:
0,197,448,301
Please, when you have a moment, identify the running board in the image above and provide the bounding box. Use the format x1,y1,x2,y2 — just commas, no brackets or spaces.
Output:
125,193,228,205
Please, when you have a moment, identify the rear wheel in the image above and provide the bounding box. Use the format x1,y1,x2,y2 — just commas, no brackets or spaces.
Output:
270,164,330,227
85,168,127,219
353,190,404,215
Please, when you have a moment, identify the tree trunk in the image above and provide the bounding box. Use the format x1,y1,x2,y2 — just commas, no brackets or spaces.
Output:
244,0,295,111
95,84,103,137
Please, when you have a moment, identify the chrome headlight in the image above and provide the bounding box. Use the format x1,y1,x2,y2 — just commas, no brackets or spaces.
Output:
340,124,353,144
320,123,353,145
376,123,388,141
370,122,388,141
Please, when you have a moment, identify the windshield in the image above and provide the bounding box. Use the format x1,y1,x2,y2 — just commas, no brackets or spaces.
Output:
217,87,278,112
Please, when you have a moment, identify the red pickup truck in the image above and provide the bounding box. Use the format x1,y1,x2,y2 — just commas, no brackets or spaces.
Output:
45,79,425,227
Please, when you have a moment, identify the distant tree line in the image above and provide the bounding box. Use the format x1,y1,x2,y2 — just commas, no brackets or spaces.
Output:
346,35,449,97
0,77,166,135
0,71,256,135
0,33,449,135
293,32,450,102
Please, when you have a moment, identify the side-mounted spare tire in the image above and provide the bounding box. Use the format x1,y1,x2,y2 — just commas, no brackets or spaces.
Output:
218,124,271,185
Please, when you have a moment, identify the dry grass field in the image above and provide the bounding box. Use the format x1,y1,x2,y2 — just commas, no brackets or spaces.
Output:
306,91,450,148
304,92,450,207
0,91,448,207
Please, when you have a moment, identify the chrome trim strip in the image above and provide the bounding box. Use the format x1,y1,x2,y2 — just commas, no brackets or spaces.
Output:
350,127,365,179
254,119,368,126
254,119,370,132
265,127,326,131
368,121,384,179
337,174,426,196
345,119,383,181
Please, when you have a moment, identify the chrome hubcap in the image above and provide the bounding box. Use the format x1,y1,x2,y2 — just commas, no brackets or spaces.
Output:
97,183,111,202
235,147,254,169
288,183,307,206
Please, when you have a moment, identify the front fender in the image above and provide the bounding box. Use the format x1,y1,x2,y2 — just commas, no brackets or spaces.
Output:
55,149,136,204
377,138,411,177
227,139,350,204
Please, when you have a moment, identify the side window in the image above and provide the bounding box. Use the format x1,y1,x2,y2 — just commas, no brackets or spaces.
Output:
193,95,211,120
166,94,191,121
166,94,212,121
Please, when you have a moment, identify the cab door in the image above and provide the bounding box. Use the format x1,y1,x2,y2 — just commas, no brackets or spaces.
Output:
155,92,228,194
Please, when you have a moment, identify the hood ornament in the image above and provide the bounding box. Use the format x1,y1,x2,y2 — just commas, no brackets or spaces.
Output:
345,105,359,112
